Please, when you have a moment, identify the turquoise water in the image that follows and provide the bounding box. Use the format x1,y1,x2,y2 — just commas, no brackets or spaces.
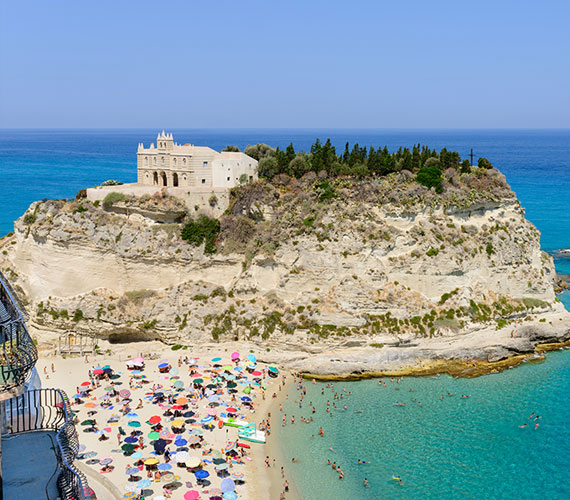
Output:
277,352,570,499
1,129,570,498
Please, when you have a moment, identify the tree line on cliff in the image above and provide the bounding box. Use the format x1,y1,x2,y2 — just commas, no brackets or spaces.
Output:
224,141,493,194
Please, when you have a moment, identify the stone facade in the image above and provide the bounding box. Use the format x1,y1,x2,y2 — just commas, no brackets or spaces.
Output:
137,131,258,189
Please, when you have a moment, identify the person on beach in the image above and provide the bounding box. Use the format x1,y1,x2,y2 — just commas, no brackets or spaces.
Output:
364,478,369,487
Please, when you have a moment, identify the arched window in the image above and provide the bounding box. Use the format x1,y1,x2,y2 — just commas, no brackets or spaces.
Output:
183,158,187,166
173,173,179,187
154,157,157,166
173,158,177,166
161,172,167,186
161,157,165,166
153,172,159,185
145,156,148,166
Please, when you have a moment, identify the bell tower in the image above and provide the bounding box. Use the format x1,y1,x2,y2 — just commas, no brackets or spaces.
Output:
156,130,174,151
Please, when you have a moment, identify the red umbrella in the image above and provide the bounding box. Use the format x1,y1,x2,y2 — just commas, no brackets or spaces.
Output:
252,370,262,376
149,416,161,425
226,407,237,413
93,368,104,375
80,381,91,387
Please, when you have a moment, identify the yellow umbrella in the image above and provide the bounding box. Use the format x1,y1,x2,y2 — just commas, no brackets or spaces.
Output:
144,458,159,466
171,419,184,427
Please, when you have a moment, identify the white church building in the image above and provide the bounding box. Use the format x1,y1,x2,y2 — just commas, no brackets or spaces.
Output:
86,131,259,215
137,131,258,189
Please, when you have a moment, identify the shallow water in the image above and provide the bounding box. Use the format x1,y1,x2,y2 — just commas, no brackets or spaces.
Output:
277,351,570,499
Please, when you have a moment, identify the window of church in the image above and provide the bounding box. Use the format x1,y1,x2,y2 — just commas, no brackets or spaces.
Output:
203,161,208,168
202,179,206,184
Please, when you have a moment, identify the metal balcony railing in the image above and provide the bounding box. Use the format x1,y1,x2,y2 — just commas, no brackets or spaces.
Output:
0,271,38,397
4,388,88,500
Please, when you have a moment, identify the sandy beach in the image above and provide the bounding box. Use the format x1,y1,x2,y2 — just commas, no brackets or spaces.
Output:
35,341,287,500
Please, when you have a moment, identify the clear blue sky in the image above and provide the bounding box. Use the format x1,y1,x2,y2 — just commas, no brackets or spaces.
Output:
1,0,569,128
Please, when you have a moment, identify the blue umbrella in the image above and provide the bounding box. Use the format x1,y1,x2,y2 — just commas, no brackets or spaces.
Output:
223,492,238,500
157,463,172,471
137,479,151,488
241,396,252,402
211,357,222,362
126,412,138,418
158,363,169,368
221,477,236,492
175,438,187,447
131,452,142,459
194,470,209,479
200,416,214,424
124,436,138,443
247,354,256,363
126,467,139,475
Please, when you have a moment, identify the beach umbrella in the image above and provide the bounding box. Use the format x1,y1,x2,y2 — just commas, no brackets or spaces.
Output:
159,429,170,439
182,411,195,418
268,365,278,373
148,431,159,440
157,463,172,471
187,436,200,445
186,456,202,468
252,370,262,376
222,365,232,371
193,378,203,384
223,442,236,453
211,357,222,363
144,458,159,466
158,362,169,369
242,387,251,394
137,479,151,489
226,407,237,414
124,436,138,444
184,491,200,500
215,463,229,471
247,354,256,363
126,412,139,418
122,444,136,452
81,419,95,426
241,396,251,402
220,477,235,492
123,492,137,500
226,382,237,389
86,459,100,465
176,397,187,405
81,381,91,387
128,421,141,428
231,472,244,480
175,451,189,463
131,452,143,459
153,439,167,452
222,492,237,500
200,416,214,424
173,380,184,389
231,352,239,360
149,415,161,424
171,419,184,427
100,457,113,466
207,395,219,402
93,368,104,375
194,470,209,479
126,467,140,475
207,408,217,416
104,386,115,392
175,437,187,447
169,367,179,376
119,389,131,398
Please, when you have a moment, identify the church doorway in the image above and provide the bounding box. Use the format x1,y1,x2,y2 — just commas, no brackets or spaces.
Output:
161,171,167,186
173,173,179,187
153,172,159,185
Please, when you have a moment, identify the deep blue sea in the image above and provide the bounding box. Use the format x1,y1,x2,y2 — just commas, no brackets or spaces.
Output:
1,129,570,499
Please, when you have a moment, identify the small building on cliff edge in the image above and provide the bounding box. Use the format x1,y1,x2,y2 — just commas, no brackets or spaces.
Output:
86,131,259,216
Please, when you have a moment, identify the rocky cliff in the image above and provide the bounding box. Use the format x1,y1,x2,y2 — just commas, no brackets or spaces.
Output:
2,166,569,375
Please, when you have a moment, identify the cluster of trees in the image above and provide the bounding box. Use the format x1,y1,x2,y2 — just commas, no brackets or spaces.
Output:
230,140,494,188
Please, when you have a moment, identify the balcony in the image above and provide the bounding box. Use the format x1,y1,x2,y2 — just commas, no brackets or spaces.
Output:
0,272,38,398
2,388,91,500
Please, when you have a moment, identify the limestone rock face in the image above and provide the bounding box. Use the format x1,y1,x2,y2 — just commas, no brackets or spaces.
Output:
2,172,568,372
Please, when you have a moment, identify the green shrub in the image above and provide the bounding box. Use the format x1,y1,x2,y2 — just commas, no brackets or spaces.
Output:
103,192,126,209
416,165,443,193
74,205,87,213
171,344,183,351
181,214,221,254
426,247,439,256
478,157,493,169
486,243,494,256
315,181,335,202
72,309,84,322
303,216,315,228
